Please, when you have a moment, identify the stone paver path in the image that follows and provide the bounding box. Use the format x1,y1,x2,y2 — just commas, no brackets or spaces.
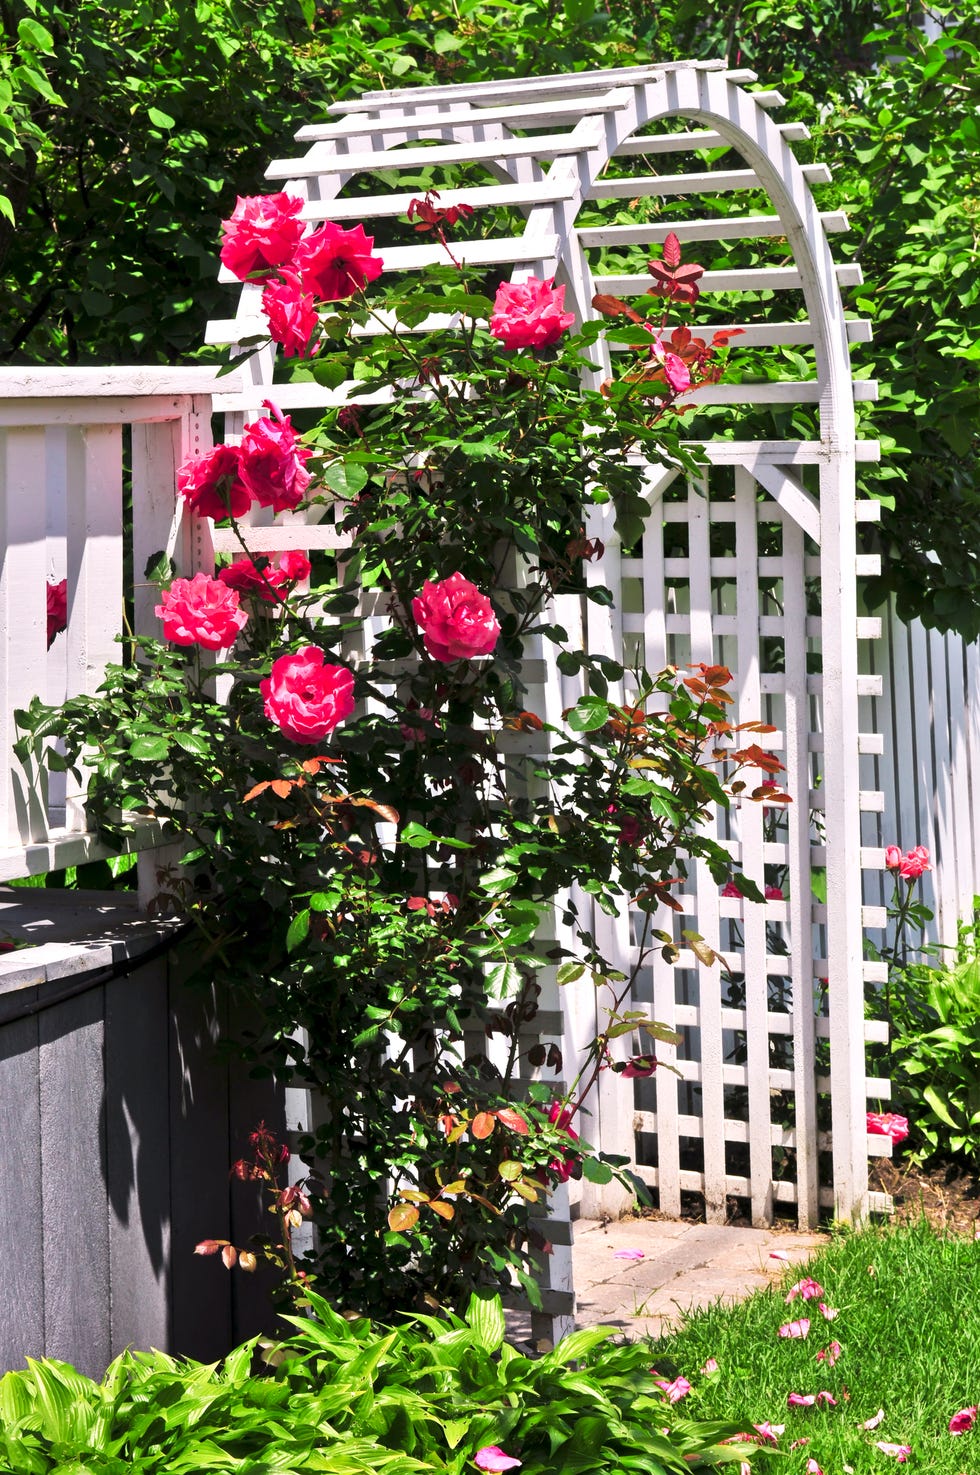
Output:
570,1216,828,1341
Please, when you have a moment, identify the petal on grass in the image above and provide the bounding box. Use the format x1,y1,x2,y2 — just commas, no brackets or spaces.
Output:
779,1318,811,1339
874,1442,911,1462
861,1409,886,1430
949,1405,977,1434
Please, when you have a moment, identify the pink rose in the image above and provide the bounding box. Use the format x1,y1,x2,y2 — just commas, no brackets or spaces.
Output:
412,573,500,663
899,845,930,880
544,1099,580,1183
262,271,320,357
949,1405,977,1435
474,1450,521,1472
765,884,784,900
155,573,248,650
721,880,741,898
46,578,68,647
884,844,903,870
261,647,355,743
220,192,306,281
293,221,383,301
218,551,312,603
650,335,692,392
866,1111,909,1144
490,276,575,350
238,402,313,513
177,443,252,522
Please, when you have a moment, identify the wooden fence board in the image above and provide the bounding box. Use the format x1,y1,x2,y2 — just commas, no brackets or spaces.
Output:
0,1009,44,1368
38,987,111,1378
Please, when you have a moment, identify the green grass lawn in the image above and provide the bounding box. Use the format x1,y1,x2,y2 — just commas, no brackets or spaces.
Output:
644,1220,980,1471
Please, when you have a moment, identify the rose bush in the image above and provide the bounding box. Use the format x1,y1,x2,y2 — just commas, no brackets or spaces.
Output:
19,201,769,1320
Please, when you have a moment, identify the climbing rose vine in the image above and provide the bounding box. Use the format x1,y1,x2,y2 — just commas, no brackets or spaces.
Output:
20,197,779,1320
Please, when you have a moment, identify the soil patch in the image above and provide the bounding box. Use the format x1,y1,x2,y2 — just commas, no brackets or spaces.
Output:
869,1155,980,1237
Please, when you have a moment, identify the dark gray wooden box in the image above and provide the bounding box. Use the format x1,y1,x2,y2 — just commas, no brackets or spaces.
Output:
0,889,286,1378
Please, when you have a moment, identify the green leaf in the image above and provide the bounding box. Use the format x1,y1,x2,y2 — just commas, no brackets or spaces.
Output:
465,1290,506,1353
173,732,211,758
286,909,311,953
567,695,610,732
17,18,55,52
129,735,170,762
556,961,586,985
581,1157,613,1184
147,107,176,129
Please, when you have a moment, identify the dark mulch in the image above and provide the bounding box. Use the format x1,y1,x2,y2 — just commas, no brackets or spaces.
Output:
870,1154,980,1237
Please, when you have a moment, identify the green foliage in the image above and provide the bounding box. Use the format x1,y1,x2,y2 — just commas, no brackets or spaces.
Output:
886,904,980,1164
3,0,979,630
0,1293,752,1473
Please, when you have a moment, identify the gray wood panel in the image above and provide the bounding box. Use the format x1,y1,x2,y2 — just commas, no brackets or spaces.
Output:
105,957,171,1357
168,956,235,1361
0,1008,43,1368
39,987,111,1379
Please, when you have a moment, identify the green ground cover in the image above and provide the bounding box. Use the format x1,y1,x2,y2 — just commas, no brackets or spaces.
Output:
647,1220,980,1472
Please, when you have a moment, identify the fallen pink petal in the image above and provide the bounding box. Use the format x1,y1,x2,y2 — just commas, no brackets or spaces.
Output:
753,1422,784,1444
949,1405,977,1435
786,1277,824,1303
816,1339,842,1367
474,1449,522,1472
788,1393,817,1408
769,1250,791,1263
862,1409,886,1431
700,1357,719,1374
875,1442,911,1462
817,1302,840,1320
654,1375,692,1403
779,1318,811,1339
612,1248,645,1260
806,1460,824,1475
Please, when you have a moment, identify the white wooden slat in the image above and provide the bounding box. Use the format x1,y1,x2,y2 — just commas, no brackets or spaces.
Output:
594,263,863,293
687,480,727,1223
0,368,242,400
326,63,728,114
947,638,975,922
295,89,635,140
611,121,810,155
688,439,880,464
967,642,980,911
929,626,957,942
609,322,871,354
781,509,820,1227
297,179,579,224
578,211,847,247
63,426,124,832
734,469,774,1225
908,620,940,922
0,429,50,848
588,163,832,200
266,120,604,181
746,462,820,544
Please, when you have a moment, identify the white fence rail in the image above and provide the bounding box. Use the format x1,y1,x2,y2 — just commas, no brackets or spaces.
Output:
0,367,236,883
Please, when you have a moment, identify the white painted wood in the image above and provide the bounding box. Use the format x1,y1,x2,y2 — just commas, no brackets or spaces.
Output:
746,462,821,545
594,263,863,293
577,212,847,246
266,120,604,181
611,121,810,154
296,179,579,223
0,429,49,848
295,89,635,139
588,163,832,199
63,426,123,831
733,469,774,1226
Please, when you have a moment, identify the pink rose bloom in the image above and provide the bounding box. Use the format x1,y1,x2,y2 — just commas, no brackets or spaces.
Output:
177,443,251,521
474,1450,521,1472
867,1111,909,1144
261,647,355,743
765,884,784,900
218,551,312,603
46,578,68,647
262,271,320,357
721,880,741,898
412,573,500,663
654,1375,691,1403
239,402,313,513
220,192,305,281
899,845,930,880
155,573,248,651
949,1405,977,1434
875,1443,911,1462
884,844,903,870
650,335,691,392
786,1277,824,1303
546,1099,580,1183
293,221,383,301
489,277,575,349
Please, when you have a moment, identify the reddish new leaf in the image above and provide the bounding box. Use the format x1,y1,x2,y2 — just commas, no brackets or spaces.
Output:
662,231,682,268
496,1107,530,1135
471,1111,496,1139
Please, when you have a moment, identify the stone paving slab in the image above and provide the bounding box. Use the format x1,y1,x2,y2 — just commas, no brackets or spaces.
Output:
527,1216,828,1345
